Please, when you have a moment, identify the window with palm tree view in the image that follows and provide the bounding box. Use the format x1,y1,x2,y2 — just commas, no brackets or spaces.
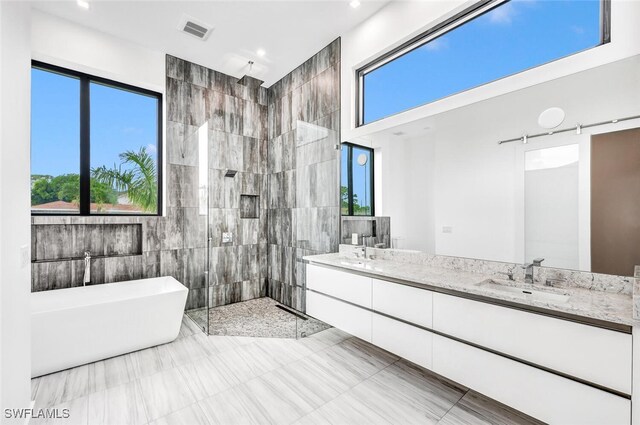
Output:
31,63,161,215
341,143,374,216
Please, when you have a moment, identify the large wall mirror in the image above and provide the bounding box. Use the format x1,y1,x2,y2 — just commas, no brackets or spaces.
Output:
344,54,640,277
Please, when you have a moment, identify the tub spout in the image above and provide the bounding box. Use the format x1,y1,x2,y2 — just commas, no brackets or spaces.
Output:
83,251,91,285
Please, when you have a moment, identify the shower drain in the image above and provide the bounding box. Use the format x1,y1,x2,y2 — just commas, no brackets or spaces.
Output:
275,304,308,320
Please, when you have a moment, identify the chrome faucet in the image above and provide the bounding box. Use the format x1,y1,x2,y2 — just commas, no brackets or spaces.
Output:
83,251,91,286
523,258,544,284
354,236,375,260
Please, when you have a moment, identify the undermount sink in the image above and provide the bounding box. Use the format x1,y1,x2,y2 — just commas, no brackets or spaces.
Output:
475,279,571,304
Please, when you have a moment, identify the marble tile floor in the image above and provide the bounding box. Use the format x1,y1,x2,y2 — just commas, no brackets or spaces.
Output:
189,297,331,338
30,315,542,425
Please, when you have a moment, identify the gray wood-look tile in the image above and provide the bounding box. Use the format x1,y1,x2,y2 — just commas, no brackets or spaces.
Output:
159,208,184,251
103,255,143,284
88,354,135,394
87,381,147,425
33,370,69,409
178,312,203,339
214,341,279,383
137,368,197,421
150,403,211,425
295,391,392,425
177,355,240,400
198,385,272,425
436,391,544,425
166,55,185,81
160,249,185,282
128,345,175,380
28,318,542,425
31,395,89,425
244,374,317,424
347,363,465,424
165,333,214,366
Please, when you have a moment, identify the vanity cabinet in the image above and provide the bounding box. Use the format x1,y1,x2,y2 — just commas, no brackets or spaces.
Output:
433,334,630,425
372,313,432,369
306,264,372,308
432,292,632,395
307,291,372,342
305,262,632,424
372,278,432,328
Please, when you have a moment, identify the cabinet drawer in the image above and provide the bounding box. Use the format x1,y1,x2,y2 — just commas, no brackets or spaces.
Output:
372,313,432,369
433,334,630,425
432,293,632,395
306,290,371,342
306,264,372,308
372,279,432,328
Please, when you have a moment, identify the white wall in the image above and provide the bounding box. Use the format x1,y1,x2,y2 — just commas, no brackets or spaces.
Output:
341,0,640,142
0,2,32,422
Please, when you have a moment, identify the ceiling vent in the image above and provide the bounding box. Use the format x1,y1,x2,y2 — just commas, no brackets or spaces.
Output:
177,15,213,41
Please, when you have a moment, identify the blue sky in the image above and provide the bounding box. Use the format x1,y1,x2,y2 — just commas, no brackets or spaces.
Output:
363,0,602,123
31,68,158,177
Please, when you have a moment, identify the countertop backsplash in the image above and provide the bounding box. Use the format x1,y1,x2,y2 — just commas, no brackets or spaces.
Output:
337,244,634,296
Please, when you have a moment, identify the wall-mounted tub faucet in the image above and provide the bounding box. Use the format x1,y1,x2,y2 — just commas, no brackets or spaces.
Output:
523,258,544,284
83,251,91,286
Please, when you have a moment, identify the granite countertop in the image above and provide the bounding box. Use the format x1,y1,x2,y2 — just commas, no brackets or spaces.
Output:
304,253,634,328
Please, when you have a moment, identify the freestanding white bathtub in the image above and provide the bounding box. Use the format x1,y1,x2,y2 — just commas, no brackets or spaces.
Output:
31,276,188,377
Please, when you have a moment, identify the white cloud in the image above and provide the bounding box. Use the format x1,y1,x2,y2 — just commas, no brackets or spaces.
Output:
422,37,449,52
488,3,516,25
570,25,586,35
146,143,157,155
122,126,143,135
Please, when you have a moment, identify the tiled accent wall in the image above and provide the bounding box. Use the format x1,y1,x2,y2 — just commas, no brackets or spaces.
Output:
340,216,391,248
31,40,340,313
266,38,341,309
166,55,268,308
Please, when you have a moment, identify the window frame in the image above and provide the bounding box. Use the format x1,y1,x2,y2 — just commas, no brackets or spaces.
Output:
342,142,375,217
355,0,611,127
31,60,163,217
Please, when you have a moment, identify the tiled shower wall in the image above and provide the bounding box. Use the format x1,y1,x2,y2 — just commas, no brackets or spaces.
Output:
266,38,341,309
166,55,269,308
31,39,340,313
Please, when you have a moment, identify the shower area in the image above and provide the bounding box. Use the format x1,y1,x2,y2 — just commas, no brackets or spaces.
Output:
168,39,341,338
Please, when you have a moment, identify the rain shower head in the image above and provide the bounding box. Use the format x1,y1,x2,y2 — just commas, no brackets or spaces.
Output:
237,61,264,88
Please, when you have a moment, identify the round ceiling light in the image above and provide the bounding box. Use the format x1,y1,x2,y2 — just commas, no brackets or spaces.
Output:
357,153,368,166
538,107,566,129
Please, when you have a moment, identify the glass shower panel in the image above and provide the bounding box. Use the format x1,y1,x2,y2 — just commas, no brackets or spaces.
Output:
294,119,339,339
524,144,580,270
182,119,210,334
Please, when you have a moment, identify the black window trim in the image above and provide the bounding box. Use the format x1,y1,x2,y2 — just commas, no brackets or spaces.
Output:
342,142,375,217
356,0,611,127
31,60,163,217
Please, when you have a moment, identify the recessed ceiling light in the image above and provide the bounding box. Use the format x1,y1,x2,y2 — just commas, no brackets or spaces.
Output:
77,0,90,10
350,0,361,9
257,49,266,57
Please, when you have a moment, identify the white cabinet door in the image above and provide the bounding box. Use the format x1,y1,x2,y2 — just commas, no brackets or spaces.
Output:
372,313,432,369
433,334,631,425
306,264,372,308
306,290,372,342
372,279,433,328
432,292,632,395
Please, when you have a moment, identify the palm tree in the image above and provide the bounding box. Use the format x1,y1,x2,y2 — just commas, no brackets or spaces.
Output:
92,147,158,212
